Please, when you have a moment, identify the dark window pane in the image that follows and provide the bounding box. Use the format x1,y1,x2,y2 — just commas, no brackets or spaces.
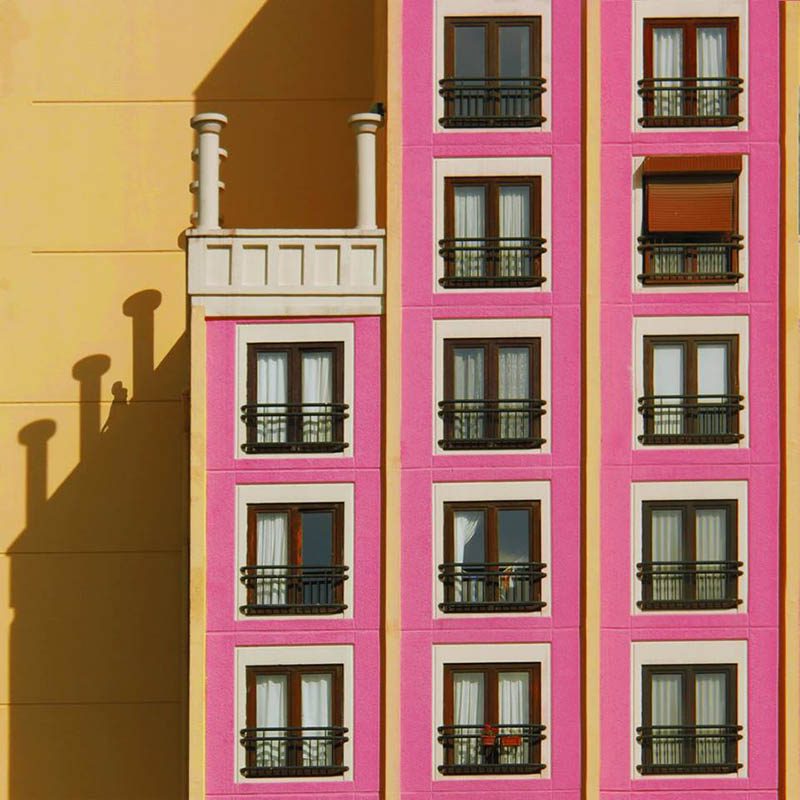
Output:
454,26,486,77
499,26,530,77
498,510,530,562
301,512,334,566
455,509,486,563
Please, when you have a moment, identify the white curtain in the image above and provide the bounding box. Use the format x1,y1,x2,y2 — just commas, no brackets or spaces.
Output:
256,512,288,606
301,673,333,766
453,672,484,765
256,351,288,443
696,508,727,600
499,186,531,277
454,186,486,277
696,672,727,765
697,343,729,435
653,345,684,435
653,28,684,117
498,347,530,439
651,509,683,601
453,347,485,439
454,510,484,603
499,671,530,765
302,350,333,443
256,674,287,767
651,673,683,766
697,27,727,116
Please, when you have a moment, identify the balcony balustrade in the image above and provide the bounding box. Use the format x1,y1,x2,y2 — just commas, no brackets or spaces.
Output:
437,724,546,775
240,726,348,778
438,562,546,612
637,236,743,285
637,724,742,774
439,237,547,288
439,77,546,128
240,402,349,454
638,77,743,126
438,399,546,450
638,395,743,445
637,560,742,610
240,565,349,615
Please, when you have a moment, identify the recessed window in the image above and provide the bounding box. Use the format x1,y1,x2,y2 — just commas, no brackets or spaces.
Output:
639,18,742,127
638,500,742,610
639,334,742,445
440,338,545,450
242,342,347,454
638,155,743,285
439,500,545,613
240,503,347,616
440,176,545,288
241,664,347,778
638,664,741,774
440,17,545,128
438,663,545,775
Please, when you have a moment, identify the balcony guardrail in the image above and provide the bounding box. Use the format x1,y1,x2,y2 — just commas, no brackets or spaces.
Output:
240,565,349,615
439,77,546,128
241,402,349,454
438,399,546,450
637,77,744,126
637,724,742,774
638,395,743,445
439,237,547,288
240,726,349,778
438,562,546,612
637,560,743,610
637,237,743,285
438,724,546,775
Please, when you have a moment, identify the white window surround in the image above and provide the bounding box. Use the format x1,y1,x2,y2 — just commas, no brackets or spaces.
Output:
433,317,552,456
433,481,551,618
630,480,748,615
632,155,749,294
631,639,748,780
235,483,355,621
632,0,749,133
235,322,355,460
633,315,749,450
433,642,551,781
235,644,355,783
434,0,552,134
434,157,553,294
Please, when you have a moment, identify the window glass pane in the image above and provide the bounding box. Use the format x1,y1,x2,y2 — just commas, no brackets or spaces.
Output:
256,512,289,606
696,508,728,600
498,347,530,399
453,348,485,399
499,26,530,77
498,509,530,562
300,511,333,566
453,672,484,725
256,351,288,443
255,673,288,766
301,673,333,766
697,27,727,78
653,344,684,395
454,510,486,563
697,343,728,395
302,350,334,443
499,671,529,725
499,186,531,239
454,26,486,77
650,509,683,602
454,186,486,239
653,28,684,78
695,672,727,724
651,673,683,725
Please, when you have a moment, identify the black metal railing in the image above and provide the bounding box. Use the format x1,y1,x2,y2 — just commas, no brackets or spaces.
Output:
241,403,349,454
240,565,349,615
638,395,743,445
637,724,742,774
240,726,349,778
439,77,546,128
638,77,744,126
439,399,546,449
637,237,743,285
637,561,743,610
438,562,546,612
438,724,546,774
439,237,547,288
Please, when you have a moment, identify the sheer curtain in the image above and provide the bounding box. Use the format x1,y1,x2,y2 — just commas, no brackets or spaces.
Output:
302,351,333,444
697,343,729,435
256,512,288,606
499,347,530,439
653,28,684,117
651,673,683,766
499,186,531,278
256,351,288,443
499,671,530,765
650,509,683,601
453,347,485,439
696,509,727,601
301,673,333,766
697,27,727,117
454,186,486,278
696,672,727,765
653,345,684,435
453,510,485,603
256,673,287,767
453,673,484,765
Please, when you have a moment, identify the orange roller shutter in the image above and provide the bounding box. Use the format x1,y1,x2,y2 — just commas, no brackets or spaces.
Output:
646,176,737,233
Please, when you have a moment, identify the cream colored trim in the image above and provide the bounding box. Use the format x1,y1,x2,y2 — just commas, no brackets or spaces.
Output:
630,480,748,614
631,639,748,779
432,642,551,780
234,645,355,783
433,157,552,293
235,322,355,460
432,480,551,617
194,295,383,318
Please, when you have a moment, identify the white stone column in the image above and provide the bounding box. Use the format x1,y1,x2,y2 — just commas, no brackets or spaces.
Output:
348,111,384,230
190,112,228,230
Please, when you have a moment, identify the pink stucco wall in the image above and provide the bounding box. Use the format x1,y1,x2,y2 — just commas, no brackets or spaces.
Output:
204,316,383,799
400,1,584,796
599,2,781,798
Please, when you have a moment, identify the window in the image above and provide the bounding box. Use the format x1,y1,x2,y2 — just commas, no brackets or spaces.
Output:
639,334,742,445
242,342,347,454
440,500,545,612
439,663,544,775
440,176,545,288
638,155,743,285
639,18,742,126
440,338,544,449
638,664,741,774
639,500,741,610
440,17,545,128
241,664,347,778
241,503,347,616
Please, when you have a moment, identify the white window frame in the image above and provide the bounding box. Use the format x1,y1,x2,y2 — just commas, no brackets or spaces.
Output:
235,644,355,783
631,639,748,779
434,157,553,293
235,322,355,459
631,480,748,615
433,642,551,781
235,483,355,620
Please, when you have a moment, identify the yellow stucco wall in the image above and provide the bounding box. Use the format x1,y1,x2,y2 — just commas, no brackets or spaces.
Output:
0,2,381,797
